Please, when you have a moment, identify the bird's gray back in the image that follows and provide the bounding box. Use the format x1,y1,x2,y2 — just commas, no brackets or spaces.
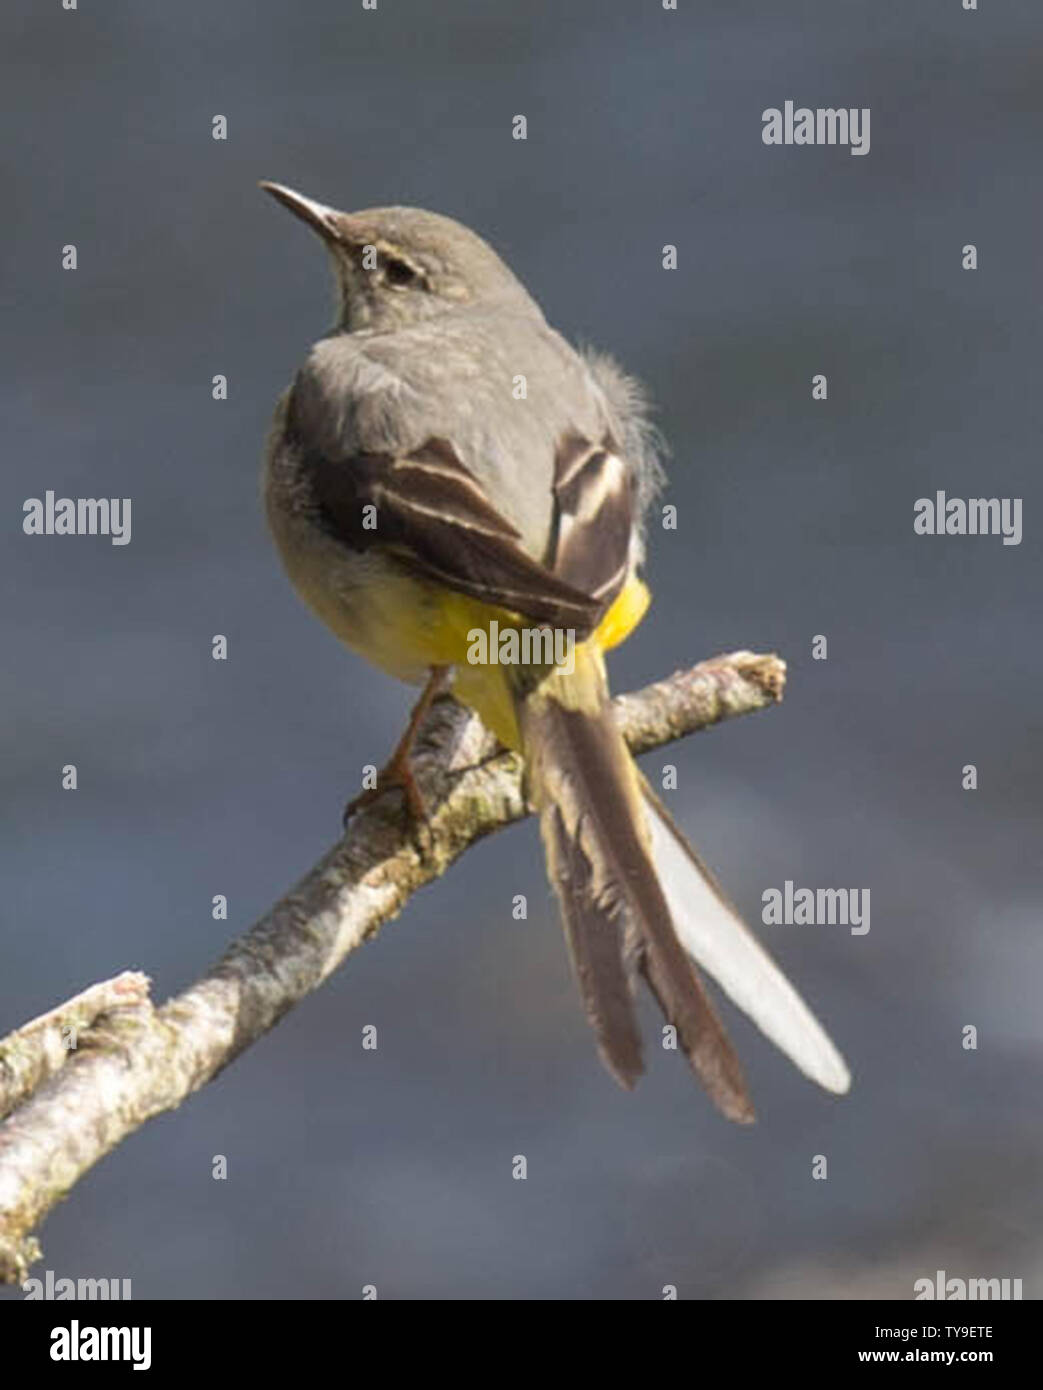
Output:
289,307,616,558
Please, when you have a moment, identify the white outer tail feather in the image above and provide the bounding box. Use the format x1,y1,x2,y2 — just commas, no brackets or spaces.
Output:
644,790,851,1096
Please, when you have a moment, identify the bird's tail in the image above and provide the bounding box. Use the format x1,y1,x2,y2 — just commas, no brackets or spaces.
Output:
515,642,850,1121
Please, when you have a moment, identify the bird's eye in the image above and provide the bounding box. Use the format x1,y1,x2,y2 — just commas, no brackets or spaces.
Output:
383,256,421,289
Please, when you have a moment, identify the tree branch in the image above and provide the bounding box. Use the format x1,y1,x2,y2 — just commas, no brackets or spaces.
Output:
0,649,784,1283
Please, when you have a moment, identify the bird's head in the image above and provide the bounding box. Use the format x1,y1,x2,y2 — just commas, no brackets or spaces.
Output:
260,182,534,332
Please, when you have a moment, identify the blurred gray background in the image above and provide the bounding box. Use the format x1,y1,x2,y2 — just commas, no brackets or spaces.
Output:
2,0,1040,1299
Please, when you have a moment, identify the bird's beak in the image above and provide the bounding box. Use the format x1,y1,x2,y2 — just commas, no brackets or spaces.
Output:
259,181,345,245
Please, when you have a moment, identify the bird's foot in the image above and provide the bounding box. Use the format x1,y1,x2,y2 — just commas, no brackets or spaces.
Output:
343,749,428,828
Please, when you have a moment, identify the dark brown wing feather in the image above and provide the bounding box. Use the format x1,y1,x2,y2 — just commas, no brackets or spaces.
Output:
551,432,633,607
290,413,605,634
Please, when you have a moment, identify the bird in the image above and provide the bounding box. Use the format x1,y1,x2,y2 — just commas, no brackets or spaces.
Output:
260,181,851,1121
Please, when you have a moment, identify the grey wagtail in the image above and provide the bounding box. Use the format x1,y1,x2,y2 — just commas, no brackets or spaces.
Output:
260,181,850,1121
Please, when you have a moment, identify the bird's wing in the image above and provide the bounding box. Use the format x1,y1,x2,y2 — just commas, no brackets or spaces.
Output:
550,432,635,608
287,384,635,638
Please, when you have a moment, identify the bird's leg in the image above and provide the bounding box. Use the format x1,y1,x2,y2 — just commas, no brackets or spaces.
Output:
381,664,449,819
343,665,450,826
